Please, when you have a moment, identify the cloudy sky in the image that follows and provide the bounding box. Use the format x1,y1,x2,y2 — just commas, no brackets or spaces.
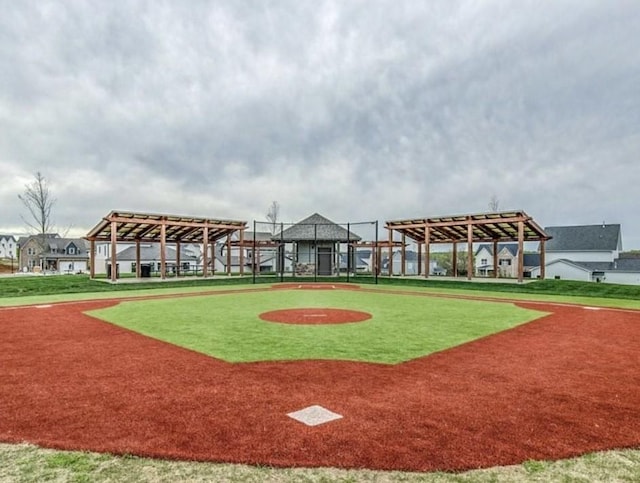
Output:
1,0,639,247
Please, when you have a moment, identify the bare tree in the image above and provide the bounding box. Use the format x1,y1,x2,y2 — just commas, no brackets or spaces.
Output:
488,195,500,212
18,171,56,248
266,201,280,234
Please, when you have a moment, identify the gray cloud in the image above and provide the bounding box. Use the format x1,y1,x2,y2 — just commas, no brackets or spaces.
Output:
1,0,639,247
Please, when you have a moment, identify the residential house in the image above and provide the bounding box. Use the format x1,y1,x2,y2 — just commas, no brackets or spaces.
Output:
383,250,445,276
19,234,90,273
215,232,278,273
106,244,199,277
474,243,540,278
0,234,18,259
530,224,640,284
273,213,362,276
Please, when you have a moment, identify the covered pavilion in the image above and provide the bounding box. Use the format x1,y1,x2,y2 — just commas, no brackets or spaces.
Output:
86,211,247,281
385,210,550,282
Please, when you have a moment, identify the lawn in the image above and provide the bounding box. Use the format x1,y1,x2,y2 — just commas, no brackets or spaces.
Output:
87,290,547,364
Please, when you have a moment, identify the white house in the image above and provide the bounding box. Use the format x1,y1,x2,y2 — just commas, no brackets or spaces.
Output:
0,234,18,259
474,243,540,278
106,244,199,277
530,224,640,285
384,250,444,276
215,232,278,273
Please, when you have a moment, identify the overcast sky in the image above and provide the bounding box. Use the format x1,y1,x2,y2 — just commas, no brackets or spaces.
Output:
1,0,639,247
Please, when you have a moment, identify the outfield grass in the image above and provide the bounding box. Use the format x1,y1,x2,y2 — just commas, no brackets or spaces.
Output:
88,290,546,364
2,273,640,300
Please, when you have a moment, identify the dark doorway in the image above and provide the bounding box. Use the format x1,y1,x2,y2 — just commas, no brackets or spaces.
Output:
317,247,332,275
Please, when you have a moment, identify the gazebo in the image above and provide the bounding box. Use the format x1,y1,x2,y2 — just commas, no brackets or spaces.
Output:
385,210,550,282
86,211,247,281
273,213,362,276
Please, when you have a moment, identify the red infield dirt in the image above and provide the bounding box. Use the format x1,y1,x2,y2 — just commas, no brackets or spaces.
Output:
1,288,639,472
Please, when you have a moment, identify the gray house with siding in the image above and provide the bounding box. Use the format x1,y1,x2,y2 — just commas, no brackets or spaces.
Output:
531,224,640,284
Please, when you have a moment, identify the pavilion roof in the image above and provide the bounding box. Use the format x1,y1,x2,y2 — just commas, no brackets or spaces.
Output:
385,210,549,244
86,211,246,244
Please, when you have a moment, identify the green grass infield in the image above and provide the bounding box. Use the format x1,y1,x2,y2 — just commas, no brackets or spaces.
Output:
88,289,547,364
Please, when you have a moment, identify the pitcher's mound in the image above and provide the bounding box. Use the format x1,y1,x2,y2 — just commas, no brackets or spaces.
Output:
259,308,372,325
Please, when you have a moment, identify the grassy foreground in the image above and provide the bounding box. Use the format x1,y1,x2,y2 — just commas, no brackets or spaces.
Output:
1,443,639,483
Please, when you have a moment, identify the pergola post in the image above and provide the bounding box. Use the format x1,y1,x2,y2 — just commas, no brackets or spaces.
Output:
467,221,473,281
110,220,117,282
401,233,406,276
493,239,499,278
417,242,422,276
518,220,525,283
226,234,232,275
135,239,141,278
89,239,95,279
160,220,167,280
540,239,546,279
176,241,181,277
239,229,245,276
388,228,393,276
452,242,458,278
202,226,209,277
424,225,430,279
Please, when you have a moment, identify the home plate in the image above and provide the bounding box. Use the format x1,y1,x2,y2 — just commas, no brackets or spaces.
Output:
287,405,343,426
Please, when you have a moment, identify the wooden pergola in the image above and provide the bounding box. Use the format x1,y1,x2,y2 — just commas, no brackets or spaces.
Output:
86,211,247,281
385,210,550,282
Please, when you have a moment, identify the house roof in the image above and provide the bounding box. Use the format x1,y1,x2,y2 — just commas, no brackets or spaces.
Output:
108,245,198,262
273,213,362,242
86,211,247,244
386,210,549,245
244,231,274,242
544,224,621,251
523,253,540,267
475,243,519,257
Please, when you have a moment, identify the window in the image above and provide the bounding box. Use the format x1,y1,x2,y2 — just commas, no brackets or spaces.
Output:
68,246,75,255
499,259,512,266
480,258,487,265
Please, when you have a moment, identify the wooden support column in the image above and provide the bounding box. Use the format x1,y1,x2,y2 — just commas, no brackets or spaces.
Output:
493,239,499,278
89,239,95,279
388,229,393,276
517,220,525,283
540,239,546,279
467,222,473,280
226,234,232,275
239,229,245,276
160,220,167,279
135,240,141,278
176,241,181,277
211,243,216,275
110,221,117,282
202,227,209,277
452,242,458,278
417,242,422,276
424,226,430,278
401,234,406,276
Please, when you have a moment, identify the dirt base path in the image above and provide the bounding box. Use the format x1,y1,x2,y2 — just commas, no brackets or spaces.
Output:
1,289,639,472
